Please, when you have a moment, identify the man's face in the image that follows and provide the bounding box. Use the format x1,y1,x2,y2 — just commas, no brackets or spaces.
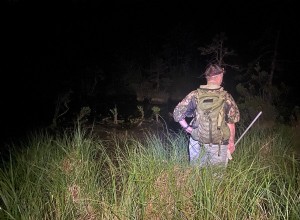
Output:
215,73,223,85
219,73,224,83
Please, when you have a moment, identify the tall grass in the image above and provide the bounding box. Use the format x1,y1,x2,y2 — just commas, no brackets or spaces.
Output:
0,125,299,219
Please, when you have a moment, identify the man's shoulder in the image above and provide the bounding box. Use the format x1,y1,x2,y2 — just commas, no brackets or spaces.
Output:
187,90,198,96
198,86,228,94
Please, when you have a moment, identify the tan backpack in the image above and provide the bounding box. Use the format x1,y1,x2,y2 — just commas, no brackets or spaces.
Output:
191,88,230,144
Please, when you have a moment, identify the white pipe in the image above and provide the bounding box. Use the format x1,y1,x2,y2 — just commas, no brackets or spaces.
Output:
228,111,262,160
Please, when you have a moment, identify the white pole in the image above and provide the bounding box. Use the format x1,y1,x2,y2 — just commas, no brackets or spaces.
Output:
228,111,262,160
235,111,262,146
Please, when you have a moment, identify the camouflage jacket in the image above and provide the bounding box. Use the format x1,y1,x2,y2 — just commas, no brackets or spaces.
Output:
173,85,240,125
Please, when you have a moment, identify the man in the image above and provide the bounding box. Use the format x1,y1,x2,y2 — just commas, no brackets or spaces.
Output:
173,64,240,167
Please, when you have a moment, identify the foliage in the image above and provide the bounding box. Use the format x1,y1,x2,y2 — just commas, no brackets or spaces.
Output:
236,84,278,129
198,32,238,69
0,125,299,219
151,106,160,122
109,106,118,124
76,106,91,123
137,105,144,120
119,25,199,103
235,63,285,128
51,90,73,129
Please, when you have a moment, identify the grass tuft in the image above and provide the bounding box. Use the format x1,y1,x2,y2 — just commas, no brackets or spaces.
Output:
0,125,299,219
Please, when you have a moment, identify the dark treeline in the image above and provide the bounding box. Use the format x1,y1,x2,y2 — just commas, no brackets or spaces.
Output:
2,0,300,147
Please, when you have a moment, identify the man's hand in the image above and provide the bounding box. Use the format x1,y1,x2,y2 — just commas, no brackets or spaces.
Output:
228,141,235,154
185,126,193,134
179,119,193,134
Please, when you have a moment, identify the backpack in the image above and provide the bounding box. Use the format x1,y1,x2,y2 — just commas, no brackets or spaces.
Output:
191,87,230,144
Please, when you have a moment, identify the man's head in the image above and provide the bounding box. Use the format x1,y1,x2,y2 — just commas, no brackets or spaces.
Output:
204,64,224,85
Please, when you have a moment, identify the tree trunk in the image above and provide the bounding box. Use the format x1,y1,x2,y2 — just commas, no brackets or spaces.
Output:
268,29,280,102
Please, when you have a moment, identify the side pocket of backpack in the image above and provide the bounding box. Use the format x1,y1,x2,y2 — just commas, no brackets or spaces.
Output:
191,126,199,141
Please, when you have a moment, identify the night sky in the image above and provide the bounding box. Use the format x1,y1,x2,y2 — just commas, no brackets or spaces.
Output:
2,0,300,145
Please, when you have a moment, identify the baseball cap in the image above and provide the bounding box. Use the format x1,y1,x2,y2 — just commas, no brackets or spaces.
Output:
204,64,224,77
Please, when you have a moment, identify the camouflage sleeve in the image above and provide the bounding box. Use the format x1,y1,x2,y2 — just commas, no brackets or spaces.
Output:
225,93,240,124
173,90,197,122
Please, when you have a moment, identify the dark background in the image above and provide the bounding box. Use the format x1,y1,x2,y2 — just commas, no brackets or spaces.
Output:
2,0,300,146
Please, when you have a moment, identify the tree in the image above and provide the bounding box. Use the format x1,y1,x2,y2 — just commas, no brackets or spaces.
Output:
198,32,238,69
267,29,281,103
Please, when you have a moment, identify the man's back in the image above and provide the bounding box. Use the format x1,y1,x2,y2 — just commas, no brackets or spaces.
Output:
191,86,230,144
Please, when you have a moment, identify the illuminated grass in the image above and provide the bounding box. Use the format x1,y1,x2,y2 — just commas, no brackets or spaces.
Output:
0,126,299,219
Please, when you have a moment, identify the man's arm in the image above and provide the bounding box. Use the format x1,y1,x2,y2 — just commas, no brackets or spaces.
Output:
179,119,193,133
227,123,236,154
173,91,196,122
224,92,240,154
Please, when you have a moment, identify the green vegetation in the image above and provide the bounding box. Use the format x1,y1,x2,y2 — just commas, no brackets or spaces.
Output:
110,106,118,125
151,106,161,122
0,125,299,219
